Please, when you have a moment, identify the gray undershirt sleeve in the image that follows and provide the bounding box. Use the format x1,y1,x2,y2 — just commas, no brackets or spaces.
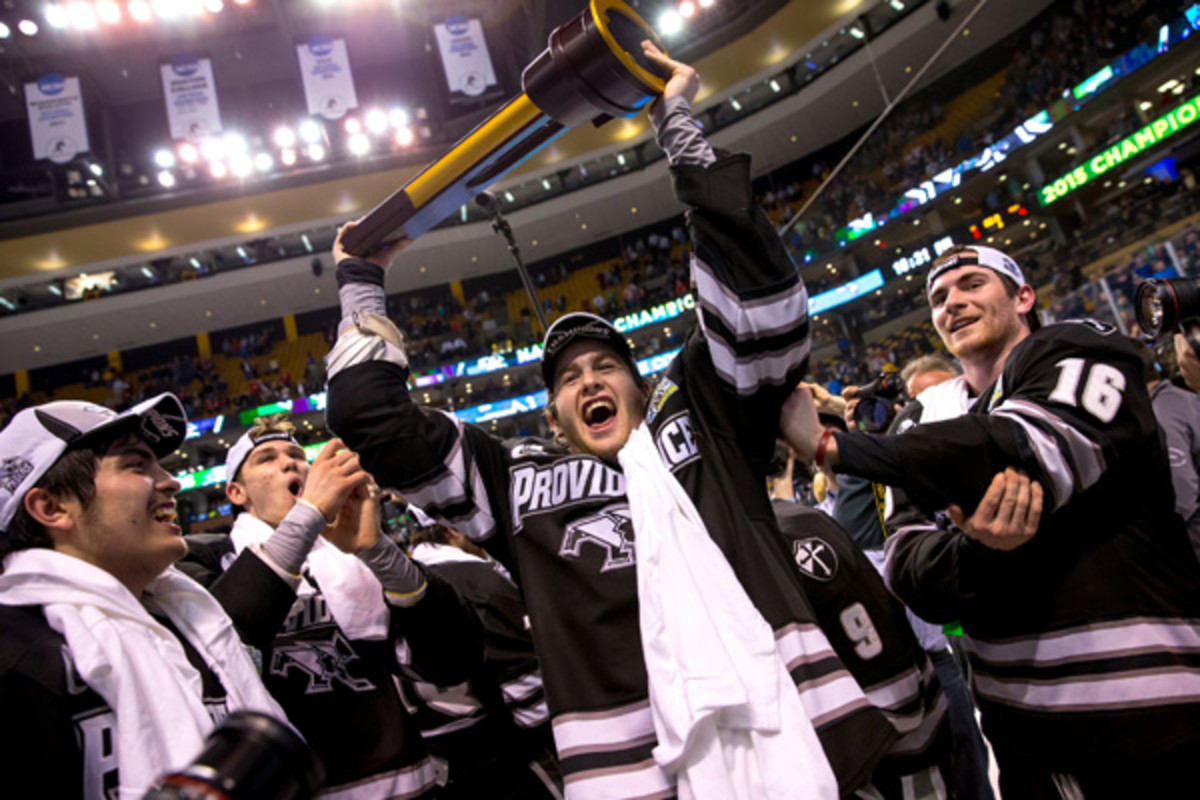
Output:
358,535,428,606
651,95,717,167
258,502,325,576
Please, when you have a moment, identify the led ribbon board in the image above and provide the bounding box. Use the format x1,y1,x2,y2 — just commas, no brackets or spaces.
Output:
1039,92,1200,206
341,0,666,255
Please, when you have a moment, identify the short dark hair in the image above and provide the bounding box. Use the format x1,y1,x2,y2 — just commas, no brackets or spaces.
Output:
1,444,105,562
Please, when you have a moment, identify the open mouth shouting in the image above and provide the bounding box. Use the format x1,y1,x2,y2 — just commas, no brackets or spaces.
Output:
287,477,304,497
582,397,618,432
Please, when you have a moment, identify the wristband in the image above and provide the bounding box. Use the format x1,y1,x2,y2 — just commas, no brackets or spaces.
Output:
296,497,335,525
814,429,834,469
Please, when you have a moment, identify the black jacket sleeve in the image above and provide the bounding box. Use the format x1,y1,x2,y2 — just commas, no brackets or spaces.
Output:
390,568,484,685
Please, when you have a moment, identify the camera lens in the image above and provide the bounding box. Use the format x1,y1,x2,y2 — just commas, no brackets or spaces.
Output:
1135,281,1170,336
149,712,323,800
854,397,892,433
1135,277,1200,338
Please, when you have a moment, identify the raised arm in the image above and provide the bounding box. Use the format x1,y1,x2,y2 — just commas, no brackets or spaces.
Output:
323,225,511,553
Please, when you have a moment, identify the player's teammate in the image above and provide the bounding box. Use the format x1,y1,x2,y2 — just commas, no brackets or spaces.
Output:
782,244,1200,797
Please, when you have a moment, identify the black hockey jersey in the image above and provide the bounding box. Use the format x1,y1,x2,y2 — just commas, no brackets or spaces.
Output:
403,543,560,800
834,320,1200,774
329,153,897,798
0,604,229,799
182,532,481,798
772,500,951,799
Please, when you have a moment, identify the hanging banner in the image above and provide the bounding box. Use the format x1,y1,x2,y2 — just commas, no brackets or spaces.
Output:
161,56,223,141
25,73,89,164
433,16,497,98
296,35,359,120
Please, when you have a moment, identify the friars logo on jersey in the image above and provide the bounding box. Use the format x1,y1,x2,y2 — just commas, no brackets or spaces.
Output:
655,411,700,471
510,457,625,531
270,630,376,694
560,504,635,572
793,537,838,582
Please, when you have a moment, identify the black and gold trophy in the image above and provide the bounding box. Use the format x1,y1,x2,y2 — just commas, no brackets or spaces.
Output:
340,0,667,256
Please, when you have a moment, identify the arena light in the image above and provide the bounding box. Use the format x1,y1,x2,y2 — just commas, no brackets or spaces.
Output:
88,163,104,176
209,160,227,179
307,142,326,161
848,26,865,40
154,148,176,168
152,0,183,20
44,5,70,28
181,0,205,16
253,152,273,172
679,1,696,19
280,147,297,166
67,1,98,28
0,22,10,38
157,170,176,188
503,191,515,202
365,108,388,135
657,9,683,36
229,153,253,177
348,132,370,156
129,0,152,22
273,126,296,148
298,119,322,144
178,141,199,163
96,0,122,23
541,178,552,191
389,108,409,128
699,0,714,6
204,0,223,11
222,132,248,156
889,0,905,10
18,18,39,35
344,116,361,134
394,126,414,146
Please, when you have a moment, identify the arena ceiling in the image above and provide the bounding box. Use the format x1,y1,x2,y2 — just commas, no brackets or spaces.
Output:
0,0,1057,371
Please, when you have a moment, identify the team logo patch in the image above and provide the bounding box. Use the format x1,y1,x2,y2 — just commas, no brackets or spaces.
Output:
560,504,636,572
793,537,838,582
646,378,678,425
269,630,376,694
0,456,34,494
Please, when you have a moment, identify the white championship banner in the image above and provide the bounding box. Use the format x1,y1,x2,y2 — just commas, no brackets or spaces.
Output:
434,16,497,98
25,73,89,164
161,56,223,141
296,35,359,120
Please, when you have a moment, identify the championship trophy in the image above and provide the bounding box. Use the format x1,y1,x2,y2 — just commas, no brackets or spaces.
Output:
340,0,668,256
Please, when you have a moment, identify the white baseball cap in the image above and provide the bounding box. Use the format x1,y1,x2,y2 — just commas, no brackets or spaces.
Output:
0,393,186,532
925,245,1028,296
225,429,300,484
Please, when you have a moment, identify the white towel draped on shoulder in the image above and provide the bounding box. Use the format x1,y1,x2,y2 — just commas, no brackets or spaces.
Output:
0,548,287,800
619,424,838,800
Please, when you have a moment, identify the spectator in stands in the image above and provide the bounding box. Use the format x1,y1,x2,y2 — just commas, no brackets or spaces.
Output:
783,244,1200,796
0,395,286,798
179,416,481,798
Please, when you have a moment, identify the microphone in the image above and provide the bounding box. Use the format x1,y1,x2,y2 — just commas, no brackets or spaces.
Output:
475,191,499,216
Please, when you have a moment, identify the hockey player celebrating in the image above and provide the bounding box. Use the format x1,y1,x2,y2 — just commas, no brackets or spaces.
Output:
323,42,933,800
0,395,287,798
180,417,482,798
781,244,1200,796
